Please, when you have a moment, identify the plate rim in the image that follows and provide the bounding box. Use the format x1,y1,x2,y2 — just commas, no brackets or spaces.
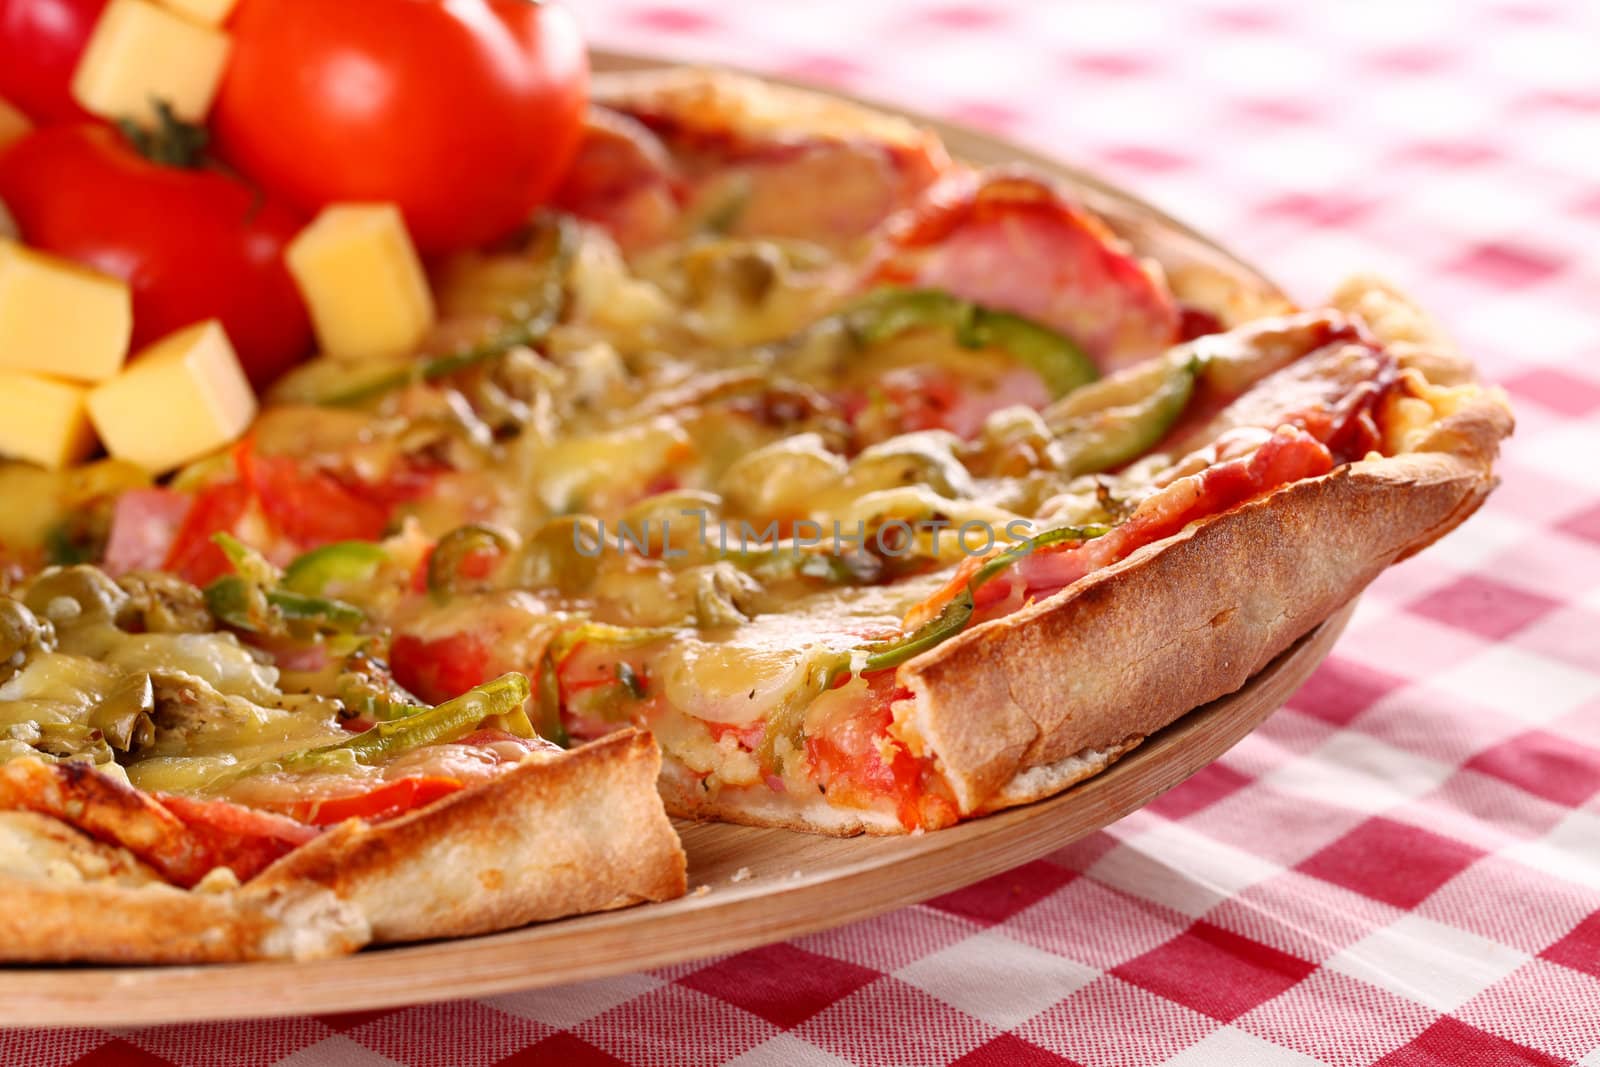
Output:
0,603,1352,1027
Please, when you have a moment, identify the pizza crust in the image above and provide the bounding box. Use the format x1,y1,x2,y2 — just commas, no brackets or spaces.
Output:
592,66,940,152
0,730,686,962
0,811,368,964
900,282,1512,815
251,728,687,944
657,759,902,836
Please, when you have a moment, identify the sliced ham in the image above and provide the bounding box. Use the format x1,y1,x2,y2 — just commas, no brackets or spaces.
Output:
551,107,684,253
865,169,1181,372
101,489,192,576
596,69,951,246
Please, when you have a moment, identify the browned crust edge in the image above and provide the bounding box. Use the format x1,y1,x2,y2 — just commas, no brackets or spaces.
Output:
249,728,687,945
0,878,311,965
901,386,1512,815
0,731,687,962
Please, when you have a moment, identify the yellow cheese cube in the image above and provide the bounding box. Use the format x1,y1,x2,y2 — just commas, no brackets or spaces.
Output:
286,204,436,362
71,0,231,125
87,320,257,472
0,96,31,153
0,240,132,383
155,0,238,27
0,372,96,469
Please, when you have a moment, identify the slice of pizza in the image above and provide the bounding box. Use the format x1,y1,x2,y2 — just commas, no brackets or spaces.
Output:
0,564,684,963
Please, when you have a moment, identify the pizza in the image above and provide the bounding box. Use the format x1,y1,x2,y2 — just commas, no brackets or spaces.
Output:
0,27,1510,965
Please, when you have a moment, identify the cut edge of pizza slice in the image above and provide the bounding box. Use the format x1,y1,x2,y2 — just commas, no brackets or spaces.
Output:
650,277,1511,833
0,594,686,964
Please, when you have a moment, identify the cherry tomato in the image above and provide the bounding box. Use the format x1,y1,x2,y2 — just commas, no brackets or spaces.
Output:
0,124,314,385
214,0,588,255
0,0,107,122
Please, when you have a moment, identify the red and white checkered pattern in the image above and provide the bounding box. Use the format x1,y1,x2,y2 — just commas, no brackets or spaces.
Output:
16,0,1600,1062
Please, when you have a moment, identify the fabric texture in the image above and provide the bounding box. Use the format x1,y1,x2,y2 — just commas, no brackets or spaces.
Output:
14,0,1600,1062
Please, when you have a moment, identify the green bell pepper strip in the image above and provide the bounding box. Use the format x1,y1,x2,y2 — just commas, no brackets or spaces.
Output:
532,652,570,747
1046,351,1200,477
211,531,278,585
284,672,532,770
204,575,365,633
845,288,1099,398
323,216,579,407
282,541,390,596
858,524,1108,673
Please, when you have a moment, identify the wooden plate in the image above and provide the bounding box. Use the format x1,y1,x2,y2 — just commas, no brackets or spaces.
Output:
0,53,1339,1027
2,602,1351,1027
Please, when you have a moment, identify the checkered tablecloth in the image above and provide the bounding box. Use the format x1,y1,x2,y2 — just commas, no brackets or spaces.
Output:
11,0,1600,1063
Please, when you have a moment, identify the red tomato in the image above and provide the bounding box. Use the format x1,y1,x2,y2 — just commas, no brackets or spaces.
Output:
804,680,957,831
0,0,107,122
238,450,389,547
155,792,320,884
161,481,253,587
391,632,495,705
214,0,588,255
101,488,194,576
151,439,397,585
283,776,463,826
0,124,313,385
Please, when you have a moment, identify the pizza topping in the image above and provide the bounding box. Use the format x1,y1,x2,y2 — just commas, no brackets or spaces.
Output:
280,540,390,597
551,106,683,253
424,523,518,600
844,287,1099,398
1165,337,1397,461
258,672,532,773
598,69,950,248
866,169,1181,371
1042,348,1200,477
868,524,1107,667
201,533,364,637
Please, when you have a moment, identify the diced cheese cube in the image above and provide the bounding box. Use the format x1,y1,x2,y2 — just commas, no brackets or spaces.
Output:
155,0,238,27
0,372,96,469
0,96,31,153
0,240,132,383
87,320,257,472
71,0,231,125
286,204,436,362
